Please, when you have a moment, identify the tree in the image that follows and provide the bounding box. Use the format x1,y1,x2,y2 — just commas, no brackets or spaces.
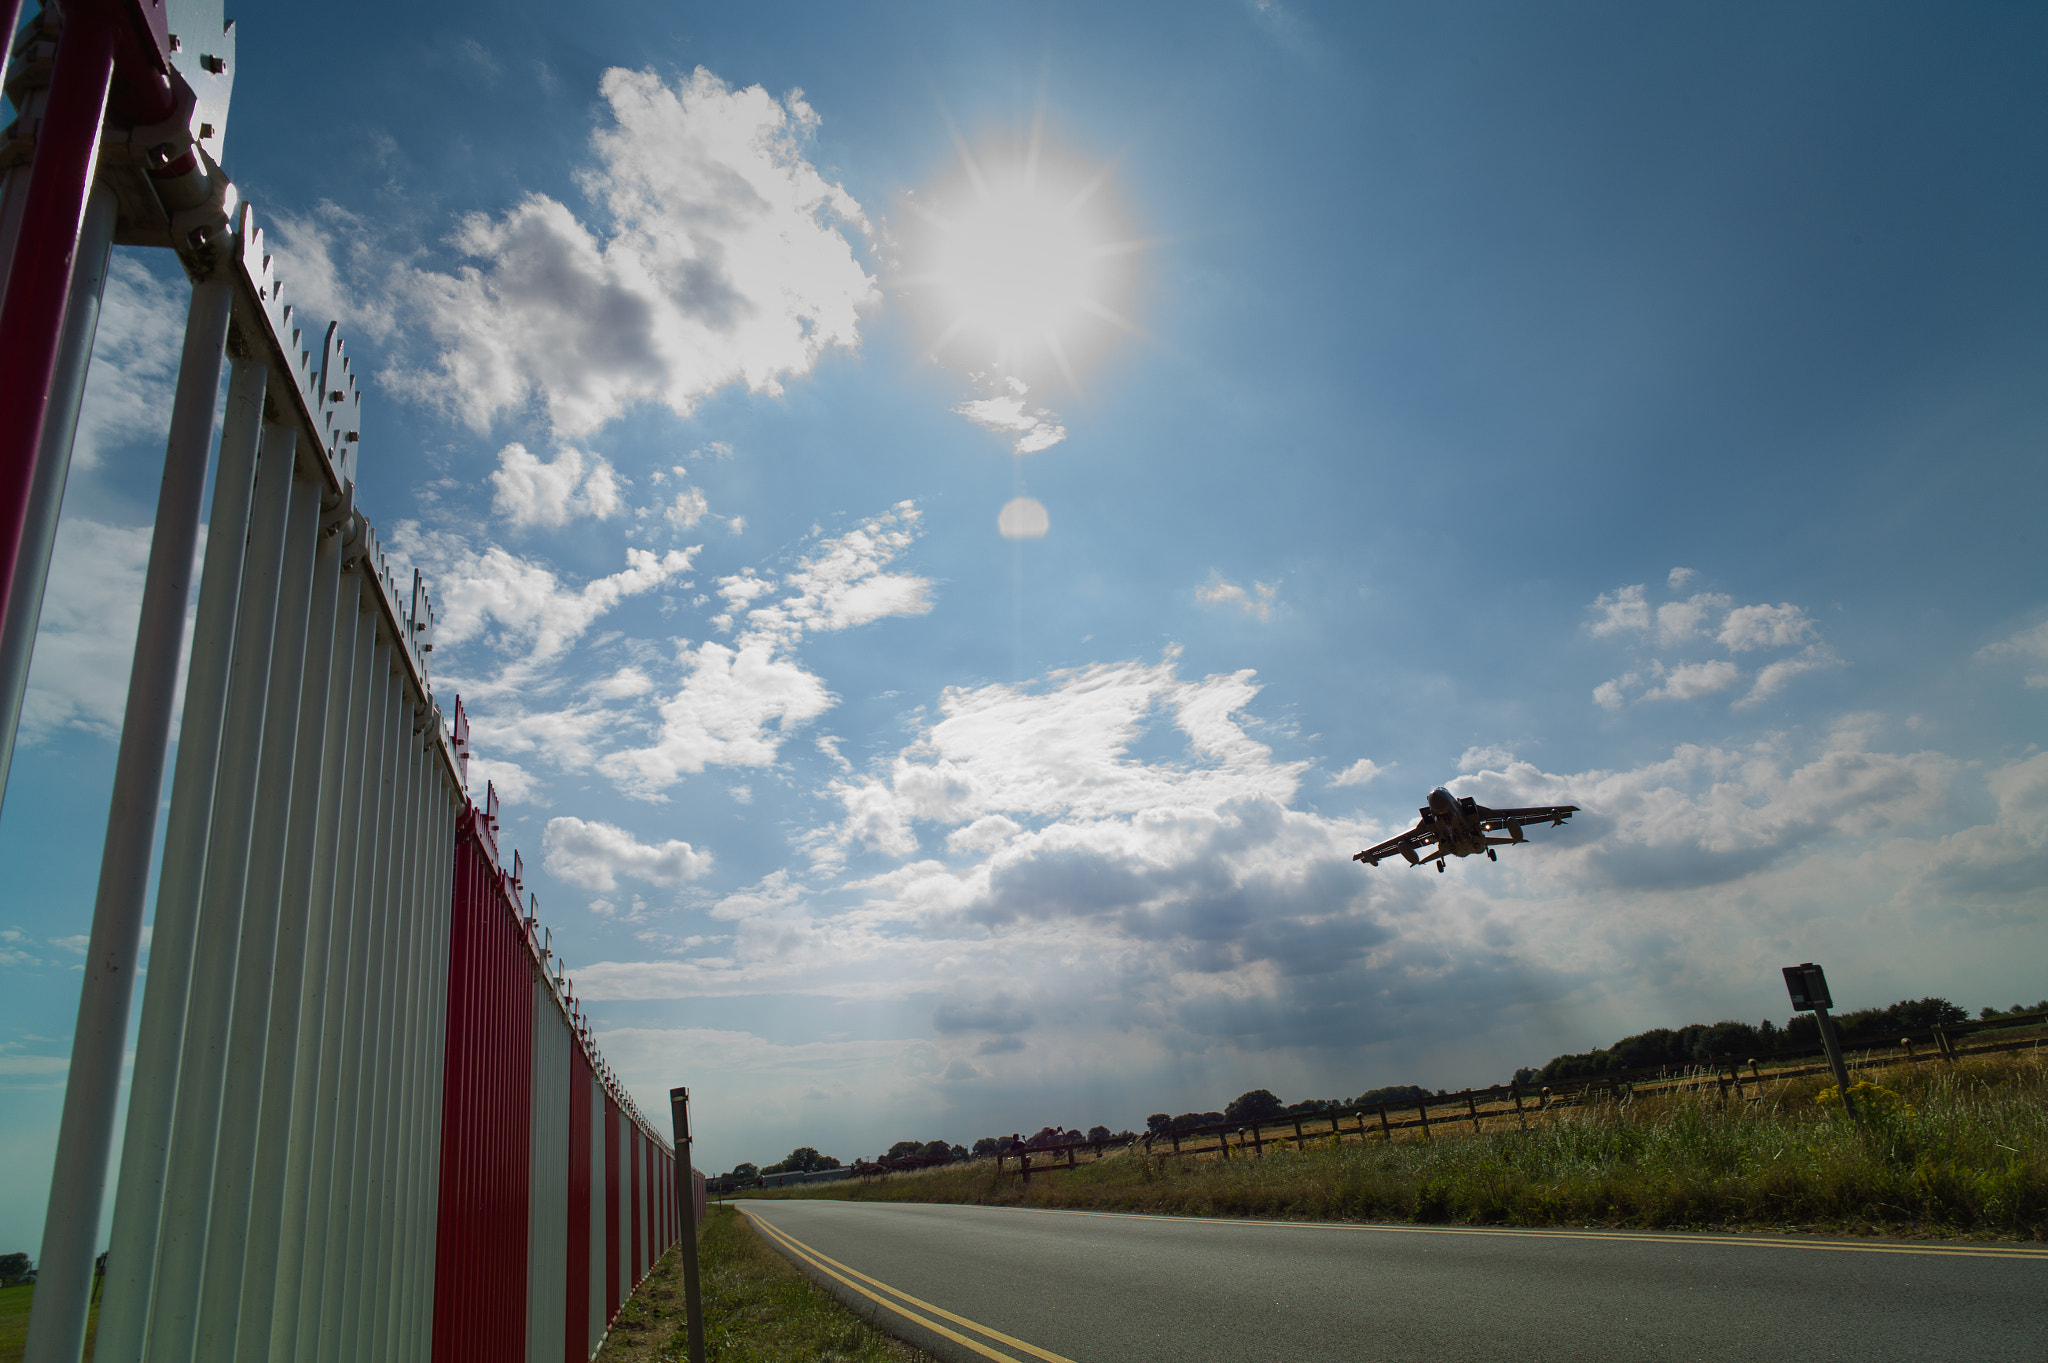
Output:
730,1163,759,1183
0,1253,28,1286
1146,1113,1171,1135
781,1147,832,1173
1225,1089,1284,1124
1087,1126,1111,1142
972,1137,1001,1156
886,1140,926,1160
949,1144,969,1160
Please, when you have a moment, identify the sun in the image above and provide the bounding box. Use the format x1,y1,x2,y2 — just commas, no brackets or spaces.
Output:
899,118,1143,386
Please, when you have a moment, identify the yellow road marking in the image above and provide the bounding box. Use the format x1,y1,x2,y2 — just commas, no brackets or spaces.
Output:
742,1208,1081,1363
993,1205,2048,1260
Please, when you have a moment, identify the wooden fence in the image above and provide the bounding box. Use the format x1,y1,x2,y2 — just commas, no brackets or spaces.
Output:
977,1010,2047,1182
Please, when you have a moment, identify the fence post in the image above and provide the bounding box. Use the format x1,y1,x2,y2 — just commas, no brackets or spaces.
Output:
1465,1093,1480,1131
668,1088,706,1363
1415,1099,1430,1140
1378,1105,1391,1141
1509,1084,1526,1130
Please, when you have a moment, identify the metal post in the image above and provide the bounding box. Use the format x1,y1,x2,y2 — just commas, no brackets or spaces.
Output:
0,183,116,818
1813,1006,1857,1118
29,279,238,1363
267,547,360,1362
145,417,296,1363
193,451,314,1359
0,8,115,644
667,1087,706,1363
93,335,262,1363
221,475,333,1360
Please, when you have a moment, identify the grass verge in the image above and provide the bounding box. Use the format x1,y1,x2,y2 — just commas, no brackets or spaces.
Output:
744,1051,2048,1239
0,1283,100,1363
598,1206,937,1363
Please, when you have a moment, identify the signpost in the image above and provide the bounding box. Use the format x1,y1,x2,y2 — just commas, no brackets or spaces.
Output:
669,1086,707,1363
1783,962,1857,1118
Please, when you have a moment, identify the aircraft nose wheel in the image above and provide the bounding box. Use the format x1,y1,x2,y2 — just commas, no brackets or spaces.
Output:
1487,849,1497,862
1436,860,1445,873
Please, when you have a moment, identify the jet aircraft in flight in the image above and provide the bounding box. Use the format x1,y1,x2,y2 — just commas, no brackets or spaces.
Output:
1353,787,1579,872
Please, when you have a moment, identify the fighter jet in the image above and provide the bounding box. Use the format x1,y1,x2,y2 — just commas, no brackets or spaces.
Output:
1353,787,1579,873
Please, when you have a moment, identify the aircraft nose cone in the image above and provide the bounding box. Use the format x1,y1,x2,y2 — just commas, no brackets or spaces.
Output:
1428,787,1453,811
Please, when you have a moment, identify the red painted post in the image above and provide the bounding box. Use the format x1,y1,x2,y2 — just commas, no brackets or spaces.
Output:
0,9,116,643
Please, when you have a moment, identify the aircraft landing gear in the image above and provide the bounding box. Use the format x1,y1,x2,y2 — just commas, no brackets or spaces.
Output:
1487,848,1497,862
1436,860,1446,873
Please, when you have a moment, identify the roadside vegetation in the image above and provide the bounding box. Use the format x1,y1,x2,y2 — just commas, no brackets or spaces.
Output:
596,1206,935,1363
743,1051,2048,1240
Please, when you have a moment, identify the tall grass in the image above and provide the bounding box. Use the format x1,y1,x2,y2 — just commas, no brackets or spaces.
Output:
748,1052,2048,1239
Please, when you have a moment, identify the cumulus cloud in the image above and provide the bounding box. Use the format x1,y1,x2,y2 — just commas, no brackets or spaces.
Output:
385,67,875,435
72,255,186,471
1589,573,1839,710
543,816,711,891
954,376,1067,454
1196,574,1278,622
599,505,931,796
17,519,200,743
1976,619,2048,688
390,521,695,685
1329,759,1385,788
490,443,623,528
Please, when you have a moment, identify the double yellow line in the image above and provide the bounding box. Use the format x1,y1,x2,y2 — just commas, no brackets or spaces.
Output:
741,1209,1079,1363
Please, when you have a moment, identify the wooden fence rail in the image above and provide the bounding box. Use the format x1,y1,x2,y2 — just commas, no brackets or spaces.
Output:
962,1012,2048,1183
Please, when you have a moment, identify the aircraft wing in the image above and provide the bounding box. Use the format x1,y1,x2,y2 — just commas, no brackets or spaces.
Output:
1352,821,1437,867
1477,804,1580,831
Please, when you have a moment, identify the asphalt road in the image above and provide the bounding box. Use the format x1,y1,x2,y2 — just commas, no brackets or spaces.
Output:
738,1200,2048,1363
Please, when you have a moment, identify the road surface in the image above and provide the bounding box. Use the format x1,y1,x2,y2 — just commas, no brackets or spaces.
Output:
738,1199,2046,1363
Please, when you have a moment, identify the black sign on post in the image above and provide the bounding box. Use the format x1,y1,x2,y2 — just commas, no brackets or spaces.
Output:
1782,962,1833,1012
1781,962,1855,1117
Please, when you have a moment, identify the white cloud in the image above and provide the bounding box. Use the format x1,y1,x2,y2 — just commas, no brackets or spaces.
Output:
954,377,1067,454
390,522,695,684
598,506,932,797
386,67,875,435
1196,574,1278,622
1329,759,1385,788
1587,578,1837,710
1457,746,1516,772
1642,659,1741,702
1719,602,1816,652
664,487,710,529
20,520,151,741
1739,645,1843,707
543,816,711,891
1976,619,2048,688
72,254,186,470
465,755,539,804
490,443,623,528
1588,584,1649,637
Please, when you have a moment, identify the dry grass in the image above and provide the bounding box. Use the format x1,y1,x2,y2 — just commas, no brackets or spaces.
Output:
745,1051,2048,1240
597,1207,937,1363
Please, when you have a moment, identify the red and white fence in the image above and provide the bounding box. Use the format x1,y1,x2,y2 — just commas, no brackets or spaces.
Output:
2,5,700,1360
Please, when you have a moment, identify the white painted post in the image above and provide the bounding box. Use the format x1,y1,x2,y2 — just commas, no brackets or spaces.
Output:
144,419,297,1363
266,540,360,1361
86,285,247,1363
194,453,315,1358
22,270,234,1363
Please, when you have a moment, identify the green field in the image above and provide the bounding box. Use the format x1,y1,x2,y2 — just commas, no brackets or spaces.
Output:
745,1050,2048,1239
0,1281,100,1363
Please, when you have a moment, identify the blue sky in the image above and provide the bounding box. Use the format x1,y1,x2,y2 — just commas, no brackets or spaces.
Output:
4,0,2046,1243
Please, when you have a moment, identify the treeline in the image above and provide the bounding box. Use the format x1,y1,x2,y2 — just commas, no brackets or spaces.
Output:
1522,996,2048,1085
